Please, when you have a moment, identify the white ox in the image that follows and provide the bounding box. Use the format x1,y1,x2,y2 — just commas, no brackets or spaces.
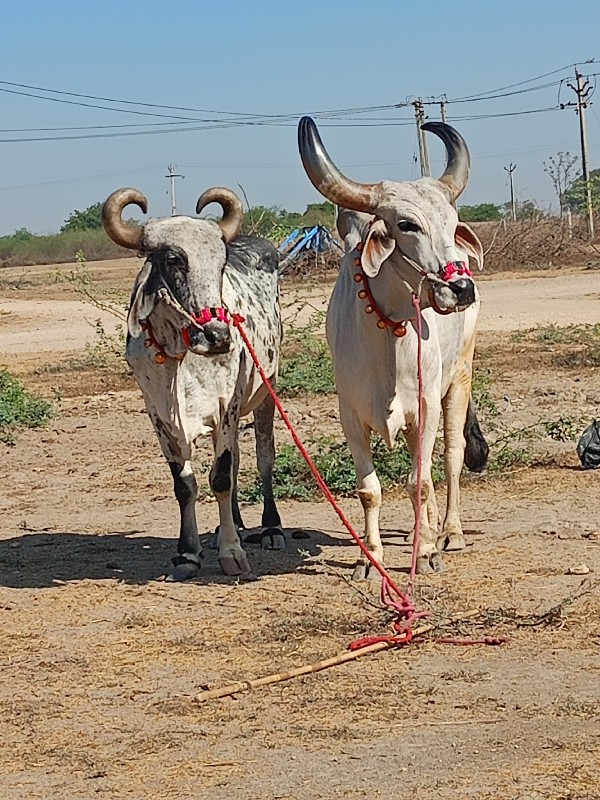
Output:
298,117,488,575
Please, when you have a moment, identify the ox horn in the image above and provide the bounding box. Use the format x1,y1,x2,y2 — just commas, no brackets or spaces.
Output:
298,116,381,213
102,188,147,250
421,122,470,201
196,187,243,243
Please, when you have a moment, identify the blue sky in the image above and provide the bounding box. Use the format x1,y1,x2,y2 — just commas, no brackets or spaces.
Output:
1,0,600,234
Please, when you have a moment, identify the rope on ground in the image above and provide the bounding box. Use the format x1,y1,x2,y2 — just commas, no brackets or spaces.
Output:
232,297,428,646
195,610,481,703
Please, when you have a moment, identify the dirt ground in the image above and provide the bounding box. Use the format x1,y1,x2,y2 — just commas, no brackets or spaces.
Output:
1,258,600,800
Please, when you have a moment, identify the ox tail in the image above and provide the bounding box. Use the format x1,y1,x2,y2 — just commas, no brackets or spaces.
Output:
463,398,489,473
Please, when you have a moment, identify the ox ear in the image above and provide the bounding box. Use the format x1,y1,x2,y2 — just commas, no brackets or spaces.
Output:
455,222,484,271
361,219,395,278
127,261,156,337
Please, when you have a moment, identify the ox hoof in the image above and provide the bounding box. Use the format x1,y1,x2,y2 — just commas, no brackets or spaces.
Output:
437,532,466,552
166,560,201,582
416,553,446,575
261,527,286,551
218,548,252,577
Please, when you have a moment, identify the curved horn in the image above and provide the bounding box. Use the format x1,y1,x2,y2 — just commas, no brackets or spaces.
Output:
298,116,381,213
196,187,243,243
421,121,470,201
102,188,147,250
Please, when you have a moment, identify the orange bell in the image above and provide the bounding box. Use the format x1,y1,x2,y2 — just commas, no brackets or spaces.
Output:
356,241,363,252
154,352,167,365
357,289,367,300
354,257,361,267
377,319,387,329
394,324,407,337
354,272,364,283
365,305,374,314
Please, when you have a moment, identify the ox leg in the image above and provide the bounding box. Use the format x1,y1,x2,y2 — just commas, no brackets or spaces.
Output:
211,420,253,579
210,439,244,551
404,403,445,575
341,413,383,581
231,439,246,531
254,394,285,551
438,365,472,553
166,460,202,582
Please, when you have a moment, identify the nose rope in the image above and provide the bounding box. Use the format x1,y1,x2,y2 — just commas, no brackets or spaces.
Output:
138,287,231,364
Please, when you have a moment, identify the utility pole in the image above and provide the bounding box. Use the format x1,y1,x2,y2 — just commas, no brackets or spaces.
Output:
562,67,594,238
504,163,517,222
412,99,430,177
165,163,184,216
440,96,448,124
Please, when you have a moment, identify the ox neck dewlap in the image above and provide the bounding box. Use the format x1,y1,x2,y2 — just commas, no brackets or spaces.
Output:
353,223,473,331
141,305,231,364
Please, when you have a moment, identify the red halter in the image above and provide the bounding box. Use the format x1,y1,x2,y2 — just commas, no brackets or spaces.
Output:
141,306,230,364
353,233,472,330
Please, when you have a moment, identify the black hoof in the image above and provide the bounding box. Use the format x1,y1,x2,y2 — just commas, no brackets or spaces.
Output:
166,555,202,582
261,527,285,551
166,562,200,582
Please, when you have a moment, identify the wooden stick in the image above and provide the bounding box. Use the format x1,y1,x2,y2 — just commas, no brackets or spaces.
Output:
194,610,480,703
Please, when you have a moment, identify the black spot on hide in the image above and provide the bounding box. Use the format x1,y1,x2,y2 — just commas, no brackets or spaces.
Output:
211,448,232,493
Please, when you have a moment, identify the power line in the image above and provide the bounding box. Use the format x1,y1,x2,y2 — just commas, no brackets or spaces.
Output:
445,62,580,102
0,106,561,143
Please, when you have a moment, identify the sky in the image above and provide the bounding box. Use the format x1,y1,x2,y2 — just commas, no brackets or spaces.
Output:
2,0,600,235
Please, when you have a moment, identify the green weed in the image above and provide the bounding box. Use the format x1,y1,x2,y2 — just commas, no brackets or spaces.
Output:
0,370,54,444
239,434,445,502
471,367,499,419
278,312,335,396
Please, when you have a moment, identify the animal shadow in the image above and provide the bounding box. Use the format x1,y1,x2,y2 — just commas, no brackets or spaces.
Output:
0,526,345,589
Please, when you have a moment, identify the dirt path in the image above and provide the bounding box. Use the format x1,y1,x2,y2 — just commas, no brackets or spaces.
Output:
1,261,600,799
1,262,600,357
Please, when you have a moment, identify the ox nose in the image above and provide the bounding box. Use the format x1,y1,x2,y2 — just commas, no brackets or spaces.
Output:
186,320,231,354
449,277,476,308
202,321,231,353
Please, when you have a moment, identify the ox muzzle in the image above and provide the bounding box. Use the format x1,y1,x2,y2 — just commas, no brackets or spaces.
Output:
182,307,231,355
429,261,476,313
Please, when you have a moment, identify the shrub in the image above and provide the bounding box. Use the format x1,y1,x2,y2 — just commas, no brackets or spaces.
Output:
0,370,54,444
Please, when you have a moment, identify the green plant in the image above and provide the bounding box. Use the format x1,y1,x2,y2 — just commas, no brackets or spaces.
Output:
278,313,335,396
0,370,54,444
61,202,105,233
53,251,129,373
239,433,445,502
471,368,499,419
458,203,502,222
70,320,128,371
543,415,586,442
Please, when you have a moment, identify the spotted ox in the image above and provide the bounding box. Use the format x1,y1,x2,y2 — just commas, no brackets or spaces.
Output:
298,117,488,577
102,187,284,581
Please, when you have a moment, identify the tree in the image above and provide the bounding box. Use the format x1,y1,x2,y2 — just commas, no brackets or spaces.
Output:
564,168,600,213
300,202,336,228
61,202,104,233
11,227,34,241
501,200,544,221
458,203,502,222
543,152,578,216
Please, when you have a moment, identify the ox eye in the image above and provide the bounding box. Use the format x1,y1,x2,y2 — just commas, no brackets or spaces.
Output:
165,253,185,269
398,220,421,233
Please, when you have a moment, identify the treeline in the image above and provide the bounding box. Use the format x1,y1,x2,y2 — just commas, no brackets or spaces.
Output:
0,201,337,267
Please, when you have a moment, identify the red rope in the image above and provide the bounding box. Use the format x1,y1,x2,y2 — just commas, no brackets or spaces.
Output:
232,302,429,647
